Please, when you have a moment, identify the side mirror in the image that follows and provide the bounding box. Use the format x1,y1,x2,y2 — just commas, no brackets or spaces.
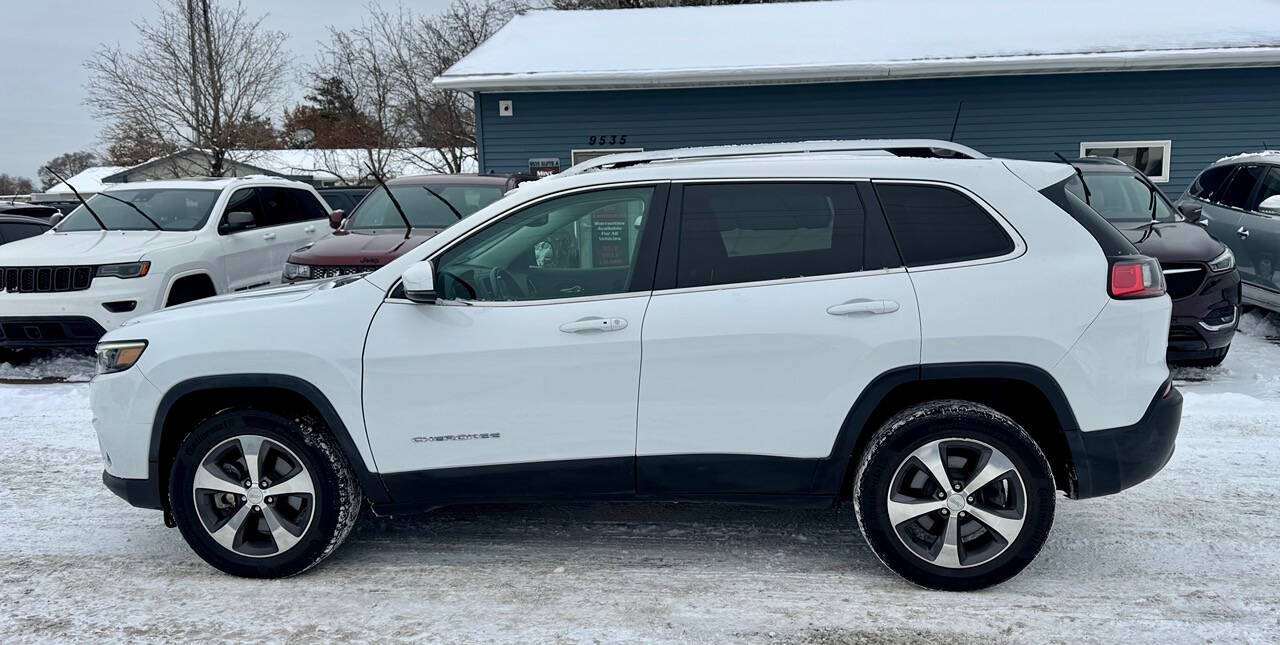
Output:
48,213,63,227
1177,202,1203,223
220,211,255,233
328,209,346,230
1259,195,1280,217
401,262,436,303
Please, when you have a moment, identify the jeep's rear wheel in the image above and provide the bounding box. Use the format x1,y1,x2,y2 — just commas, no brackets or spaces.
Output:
169,410,361,578
854,400,1055,591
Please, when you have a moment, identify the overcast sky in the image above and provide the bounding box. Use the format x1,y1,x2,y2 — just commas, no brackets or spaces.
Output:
0,0,454,182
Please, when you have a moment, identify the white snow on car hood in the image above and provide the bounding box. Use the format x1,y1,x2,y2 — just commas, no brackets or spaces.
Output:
0,230,197,265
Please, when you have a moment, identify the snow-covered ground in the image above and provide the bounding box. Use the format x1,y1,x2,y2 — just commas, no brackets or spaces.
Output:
2,324,1279,643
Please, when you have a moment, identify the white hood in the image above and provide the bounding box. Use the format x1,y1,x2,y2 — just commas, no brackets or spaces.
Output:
0,230,197,265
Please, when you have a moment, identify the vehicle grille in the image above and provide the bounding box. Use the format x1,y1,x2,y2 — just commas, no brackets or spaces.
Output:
1169,325,1200,343
1,266,95,294
311,265,374,279
1161,263,1206,300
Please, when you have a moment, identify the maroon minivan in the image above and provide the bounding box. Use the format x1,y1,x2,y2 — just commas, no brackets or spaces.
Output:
284,174,529,282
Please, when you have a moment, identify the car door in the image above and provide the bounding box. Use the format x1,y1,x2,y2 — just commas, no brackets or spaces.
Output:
635,181,920,495
1238,165,1280,290
1211,165,1266,285
217,187,277,292
1181,164,1241,248
256,187,325,279
361,184,668,503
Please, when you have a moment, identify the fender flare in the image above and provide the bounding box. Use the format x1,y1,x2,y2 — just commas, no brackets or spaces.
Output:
149,374,391,504
811,362,1082,493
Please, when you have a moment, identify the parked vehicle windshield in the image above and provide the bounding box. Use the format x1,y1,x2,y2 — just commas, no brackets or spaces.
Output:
348,184,504,230
1069,171,1178,223
58,188,220,232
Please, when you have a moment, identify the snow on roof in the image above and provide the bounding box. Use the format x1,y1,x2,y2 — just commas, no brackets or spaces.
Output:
435,0,1280,91
41,165,131,196
1215,150,1280,164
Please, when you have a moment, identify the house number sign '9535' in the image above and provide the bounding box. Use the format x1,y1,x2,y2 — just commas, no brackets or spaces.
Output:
587,135,628,145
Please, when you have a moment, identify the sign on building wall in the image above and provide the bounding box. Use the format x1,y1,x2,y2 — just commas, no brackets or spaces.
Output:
529,158,561,177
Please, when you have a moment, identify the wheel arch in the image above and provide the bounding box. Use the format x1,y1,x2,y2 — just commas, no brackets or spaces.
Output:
163,270,218,306
149,374,390,510
818,362,1085,499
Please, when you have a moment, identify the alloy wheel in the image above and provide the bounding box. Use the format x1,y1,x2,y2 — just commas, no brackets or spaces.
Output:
886,437,1027,568
191,434,316,558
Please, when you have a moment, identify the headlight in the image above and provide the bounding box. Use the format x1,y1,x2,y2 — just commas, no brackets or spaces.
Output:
1208,247,1235,273
95,340,148,375
283,262,312,281
97,262,151,279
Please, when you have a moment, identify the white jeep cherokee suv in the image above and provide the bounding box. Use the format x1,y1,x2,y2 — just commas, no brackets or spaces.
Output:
0,176,330,351
89,141,1180,590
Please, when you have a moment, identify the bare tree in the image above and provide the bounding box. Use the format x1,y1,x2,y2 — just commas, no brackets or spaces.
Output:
38,151,102,191
0,174,36,196
85,0,290,177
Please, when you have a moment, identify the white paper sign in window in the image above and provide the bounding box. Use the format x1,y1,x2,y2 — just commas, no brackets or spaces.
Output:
1080,140,1172,183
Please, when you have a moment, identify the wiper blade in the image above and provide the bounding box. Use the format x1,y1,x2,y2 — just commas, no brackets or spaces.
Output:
93,191,163,231
41,165,107,230
1054,152,1091,205
369,173,413,241
422,186,464,221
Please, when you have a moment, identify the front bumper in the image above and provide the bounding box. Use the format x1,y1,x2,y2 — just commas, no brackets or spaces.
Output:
0,276,159,348
1067,384,1182,499
1167,269,1240,360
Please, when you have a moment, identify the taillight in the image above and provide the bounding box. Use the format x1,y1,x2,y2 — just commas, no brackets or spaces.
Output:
1109,256,1166,299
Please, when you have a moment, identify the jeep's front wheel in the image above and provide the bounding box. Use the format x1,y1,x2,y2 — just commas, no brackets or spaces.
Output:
853,400,1055,591
168,410,362,578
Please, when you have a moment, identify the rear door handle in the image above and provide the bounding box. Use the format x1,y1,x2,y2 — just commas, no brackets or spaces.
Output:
559,317,628,333
1238,226,1250,239
262,232,277,241
827,299,900,316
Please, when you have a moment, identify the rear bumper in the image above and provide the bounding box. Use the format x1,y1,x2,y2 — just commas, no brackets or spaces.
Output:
103,470,163,510
1067,384,1182,499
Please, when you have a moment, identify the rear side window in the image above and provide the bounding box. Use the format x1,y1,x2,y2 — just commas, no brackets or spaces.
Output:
1215,165,1265,209
1189,165,1234,199
676,183,865,288
256,187,309,227
294,189,331,220
0,222,47,243
875,183,1014,267
1039,178,1138,257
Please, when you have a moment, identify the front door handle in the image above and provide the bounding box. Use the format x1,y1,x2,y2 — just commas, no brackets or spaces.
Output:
827,299,900,316
559,317,628,333
1238,226,1250,239
262,231,277,241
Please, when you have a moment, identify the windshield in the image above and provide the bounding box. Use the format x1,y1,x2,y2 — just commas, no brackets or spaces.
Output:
1068,171,1178,224
347,184,504,231
58,188,219,232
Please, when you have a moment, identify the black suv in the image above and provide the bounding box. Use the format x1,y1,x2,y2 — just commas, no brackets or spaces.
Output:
1071,157,1239,366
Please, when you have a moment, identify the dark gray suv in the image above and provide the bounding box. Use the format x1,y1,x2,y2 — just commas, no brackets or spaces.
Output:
1175,154,1280,313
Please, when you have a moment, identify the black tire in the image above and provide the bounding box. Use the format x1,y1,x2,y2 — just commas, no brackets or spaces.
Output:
853,400,1055,591
1171,345,1229,368
168,409,362,578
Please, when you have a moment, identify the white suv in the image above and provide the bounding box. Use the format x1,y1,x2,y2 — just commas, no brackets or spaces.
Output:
89,141,1181,590
0,176,330,351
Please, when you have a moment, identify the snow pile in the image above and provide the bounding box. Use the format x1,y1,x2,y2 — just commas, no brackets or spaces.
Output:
0,350,96,383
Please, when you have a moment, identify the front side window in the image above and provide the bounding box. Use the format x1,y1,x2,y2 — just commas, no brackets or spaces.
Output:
58,189,220,232
1215,165,1265,209
435,186,655,302
220,188,263,231
1080,140,1172,183
1078,171,1178,223
349,184,505,231
676,183,865,288
1189,165,1234,199
876,183,1014,267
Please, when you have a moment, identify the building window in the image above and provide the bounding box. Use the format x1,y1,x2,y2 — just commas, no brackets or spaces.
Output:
570,148,644,166
1079,140,1172,183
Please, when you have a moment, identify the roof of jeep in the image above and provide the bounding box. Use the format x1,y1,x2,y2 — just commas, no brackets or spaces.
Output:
507,153,1072,201
99,176,313,192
